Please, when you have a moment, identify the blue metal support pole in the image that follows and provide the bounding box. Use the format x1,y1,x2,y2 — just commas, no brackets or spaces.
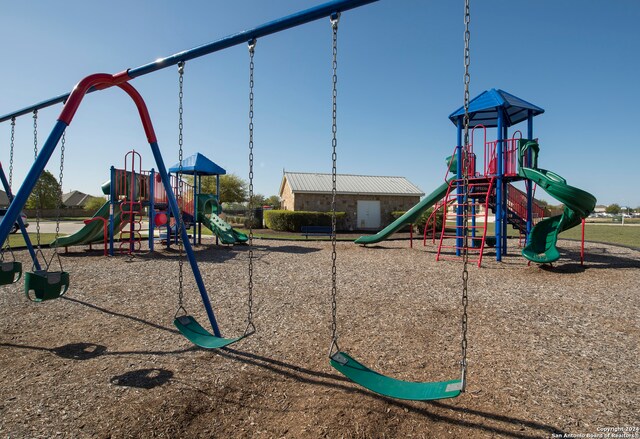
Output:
147,141,221,337
0,163,41,270
0,0,380,123
0,121,67,245
197,175,202,245
109,166,116,256
502,123,508,256
192,175,197,247
149,168,155,252
456,117,463,256
216,175,220,246
526,110,534,243
495,110,503,262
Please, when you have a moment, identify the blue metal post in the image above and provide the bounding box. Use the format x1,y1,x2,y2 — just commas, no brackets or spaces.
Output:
495,110,503,262
0,121,67,245
526,110,534,243
197,175,202,245
148,141,221,337
216,175,220,246
502,123,509,256
456,117,463,256
192,174,197,247
149,169,155,252
0,163,41,270
109,166,116,256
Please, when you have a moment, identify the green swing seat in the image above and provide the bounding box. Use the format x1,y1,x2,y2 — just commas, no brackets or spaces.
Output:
0,261,22,285
24,270,70,302
330,352,463,401
174,315,247,349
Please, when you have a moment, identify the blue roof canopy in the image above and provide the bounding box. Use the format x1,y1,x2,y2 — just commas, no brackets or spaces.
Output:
168,153,226,176
449,89,544,128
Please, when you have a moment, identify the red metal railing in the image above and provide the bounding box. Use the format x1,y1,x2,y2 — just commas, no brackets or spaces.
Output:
506,183,545,223
435,177,495,267
484,131,522,177
152,173,194,217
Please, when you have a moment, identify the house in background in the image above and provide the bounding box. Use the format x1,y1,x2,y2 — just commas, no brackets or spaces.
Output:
0,190,9,207
62,190,101,208
279,172,423,230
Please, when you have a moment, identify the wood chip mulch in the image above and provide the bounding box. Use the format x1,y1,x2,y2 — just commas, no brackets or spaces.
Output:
1,238,638,438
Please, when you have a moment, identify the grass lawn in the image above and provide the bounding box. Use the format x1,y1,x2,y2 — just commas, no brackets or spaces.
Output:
560,224,640,248
6,233,58,247
448,221,640,249
5,221,638,250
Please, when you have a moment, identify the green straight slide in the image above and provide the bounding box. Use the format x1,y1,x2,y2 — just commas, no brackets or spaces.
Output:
354,179,452,245
52,201,122,248
197,195,248,245
520,167,596,264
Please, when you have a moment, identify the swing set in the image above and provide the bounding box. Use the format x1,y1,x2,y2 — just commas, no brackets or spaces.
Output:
0,0,476,401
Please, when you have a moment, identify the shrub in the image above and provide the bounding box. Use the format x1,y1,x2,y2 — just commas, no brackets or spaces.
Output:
390,211,412,232
417,207,444,235
264,210,346,232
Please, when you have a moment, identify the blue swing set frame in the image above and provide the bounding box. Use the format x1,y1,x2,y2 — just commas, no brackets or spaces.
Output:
0,0,380,340
0,0,466,401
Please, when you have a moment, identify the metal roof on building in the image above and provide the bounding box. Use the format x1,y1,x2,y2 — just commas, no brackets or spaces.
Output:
280,172,424,196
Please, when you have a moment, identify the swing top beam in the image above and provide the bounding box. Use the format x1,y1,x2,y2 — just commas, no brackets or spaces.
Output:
0,0,379,124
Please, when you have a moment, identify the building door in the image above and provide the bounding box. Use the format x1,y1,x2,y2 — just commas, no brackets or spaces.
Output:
357,200,381,229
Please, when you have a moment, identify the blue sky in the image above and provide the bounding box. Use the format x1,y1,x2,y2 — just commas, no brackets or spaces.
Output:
1,0,638,207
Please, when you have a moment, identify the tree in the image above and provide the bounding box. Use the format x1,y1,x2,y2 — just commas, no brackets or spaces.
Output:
264,195,281,209
605,203,621,215
25,170,62,210
84,196,107,212
188,173,248,203
249,193,266,208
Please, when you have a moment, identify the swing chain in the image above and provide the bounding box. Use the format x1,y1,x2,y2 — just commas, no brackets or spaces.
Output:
329,12,340,357
55,131,66,242
245,39,257,335
9,117,15,188
33,110,42,249
2,118,17,260
41,130,67,273
175,61,186,317
460,0,471,392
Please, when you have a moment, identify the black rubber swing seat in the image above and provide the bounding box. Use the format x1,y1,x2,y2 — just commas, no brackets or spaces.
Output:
0,261,22,285
24,270,70,302
174,315,246,349
330,351,463,401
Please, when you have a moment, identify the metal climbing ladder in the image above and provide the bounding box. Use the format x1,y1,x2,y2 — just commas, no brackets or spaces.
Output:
436,177,495,267
118,150,144,254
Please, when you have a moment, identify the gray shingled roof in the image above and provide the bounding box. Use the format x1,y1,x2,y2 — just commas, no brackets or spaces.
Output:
62,190,99,208
281,172,423,196
0,190,8,207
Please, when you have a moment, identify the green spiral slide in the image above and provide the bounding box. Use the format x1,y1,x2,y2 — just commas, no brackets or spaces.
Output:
520,167,596,264
354,179,452,245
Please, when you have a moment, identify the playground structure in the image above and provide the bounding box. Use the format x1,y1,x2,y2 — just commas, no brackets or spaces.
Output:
0,0,600,406
51,150,247,255
356,89,597,266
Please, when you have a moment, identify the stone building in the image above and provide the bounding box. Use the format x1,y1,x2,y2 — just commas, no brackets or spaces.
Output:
278,172,423,231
